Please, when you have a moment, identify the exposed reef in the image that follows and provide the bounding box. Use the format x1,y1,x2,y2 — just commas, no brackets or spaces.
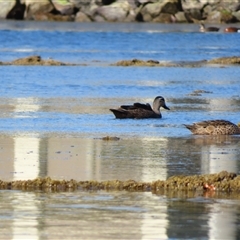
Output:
1,171,240,193
2,55,240,67
208,56,240,65
113,56,240,67
112,59,207,67
0,55,77,66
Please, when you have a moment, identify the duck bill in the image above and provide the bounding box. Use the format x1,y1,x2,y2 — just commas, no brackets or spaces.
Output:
163,105,170,110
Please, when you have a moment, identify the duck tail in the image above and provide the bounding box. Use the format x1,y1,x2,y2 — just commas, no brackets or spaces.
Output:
184,124,194,131
109,109,127,119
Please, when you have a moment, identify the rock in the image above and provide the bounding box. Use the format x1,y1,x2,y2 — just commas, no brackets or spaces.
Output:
83,2,98,19
0,0,16,19
94,0,131,22
113,59,161,67
140,0,179,22
1,171,240,192
127,0,139,9
181,0,240,23
220,8,238,23
220,0,240,12
33,12,74,21
22,0,55,20
208,56,240,65
94,15,106,22
232,11,240,21
101,136,120,141
75,11,92,22
6,0,26,20
181,0,210,21
1,0,240,23
4,55,76,66
205,10,222,23
68,0,91,9
181,0,205,11
153,13,175,23
125,9,137,22
51,0,75,15
174,11,187,22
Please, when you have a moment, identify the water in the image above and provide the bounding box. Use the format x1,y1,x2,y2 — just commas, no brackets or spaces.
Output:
0,20,240,239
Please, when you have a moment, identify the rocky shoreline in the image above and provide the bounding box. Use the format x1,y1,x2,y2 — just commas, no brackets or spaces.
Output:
1,0,240,24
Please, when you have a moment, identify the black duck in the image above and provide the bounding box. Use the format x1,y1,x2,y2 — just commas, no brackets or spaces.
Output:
199,23,219,32
110,96,170,119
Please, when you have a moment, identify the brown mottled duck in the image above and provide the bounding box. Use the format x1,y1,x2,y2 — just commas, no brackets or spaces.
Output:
184,120,240,135
110,96,170,119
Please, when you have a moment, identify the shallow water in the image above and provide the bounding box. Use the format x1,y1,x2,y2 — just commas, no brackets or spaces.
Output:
0,21,240,239
1,190,240,239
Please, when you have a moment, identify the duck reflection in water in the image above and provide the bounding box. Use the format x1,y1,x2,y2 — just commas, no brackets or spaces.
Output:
110,96,170,119
184,120,240,135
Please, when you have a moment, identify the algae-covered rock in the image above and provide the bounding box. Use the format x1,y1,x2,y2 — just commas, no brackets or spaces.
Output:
112,59,160,67
208,56,240,65
0,171,239,193
4,55,76,66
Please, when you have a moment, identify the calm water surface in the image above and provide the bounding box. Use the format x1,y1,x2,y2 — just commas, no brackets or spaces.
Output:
0,21,240,239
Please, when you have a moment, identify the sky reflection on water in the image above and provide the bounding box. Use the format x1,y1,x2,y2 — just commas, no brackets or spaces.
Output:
0,134,240,182
0,189,240,239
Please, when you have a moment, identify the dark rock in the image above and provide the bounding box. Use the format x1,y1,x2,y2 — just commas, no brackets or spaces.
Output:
7,0,26,20
102,0,116,5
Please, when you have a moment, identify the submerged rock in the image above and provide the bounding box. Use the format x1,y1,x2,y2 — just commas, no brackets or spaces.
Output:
101,136,120,141
188,89,213,96
112,59,164,67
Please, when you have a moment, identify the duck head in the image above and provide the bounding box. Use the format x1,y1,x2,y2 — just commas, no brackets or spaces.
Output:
153,96,170,113
199,23,205,32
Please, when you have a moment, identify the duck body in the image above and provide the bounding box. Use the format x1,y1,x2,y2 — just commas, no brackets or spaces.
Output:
224,27,240,33
110,96,170,119
184,120,240,135
199,23,219,32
